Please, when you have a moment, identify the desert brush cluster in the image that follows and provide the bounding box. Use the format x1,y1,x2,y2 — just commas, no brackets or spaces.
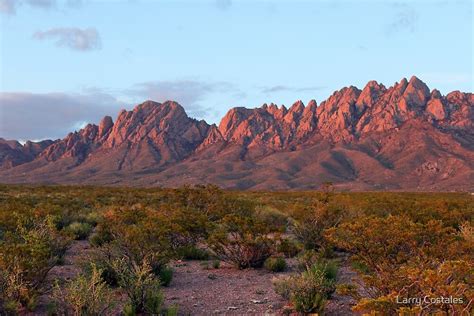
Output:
0,184,472,315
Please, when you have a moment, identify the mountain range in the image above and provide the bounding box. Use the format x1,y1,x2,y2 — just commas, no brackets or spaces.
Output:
1,76,473,191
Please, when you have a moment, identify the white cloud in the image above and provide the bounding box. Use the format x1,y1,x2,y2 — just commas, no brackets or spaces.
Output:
0,90,127,140
33,27,101,51
0,0,56,14
0,0,17,14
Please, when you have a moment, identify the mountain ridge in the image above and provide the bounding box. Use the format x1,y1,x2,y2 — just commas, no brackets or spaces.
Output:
1,76,473,191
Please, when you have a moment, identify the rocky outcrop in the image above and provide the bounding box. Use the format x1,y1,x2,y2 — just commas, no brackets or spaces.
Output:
0,138,55,169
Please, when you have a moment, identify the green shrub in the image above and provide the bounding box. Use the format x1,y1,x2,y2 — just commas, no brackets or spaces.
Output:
82,251,119,287
254,205,288,232
166,304,179,316
273,261,337,314
85,211,102,226
291,201,344,250
158,266,173,287
264,257,287,272
208,214,275,269
212,260,220,269
0,215,70,312
277,238,301,258
112,258,163,314
95,207,172,273
65,221,93,240
123,304,136,316
292,266,334,313
272,276,291,300
176,245,210,260
51,264,114,315
296,249,319,270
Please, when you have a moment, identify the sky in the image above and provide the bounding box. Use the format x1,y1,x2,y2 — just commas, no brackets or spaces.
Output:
0,0,472,141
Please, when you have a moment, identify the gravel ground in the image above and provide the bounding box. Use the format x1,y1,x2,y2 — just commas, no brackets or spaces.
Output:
162,260,293,315
26,241,363,316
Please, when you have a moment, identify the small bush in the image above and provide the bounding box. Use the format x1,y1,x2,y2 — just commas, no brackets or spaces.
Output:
176,245,210,260
112,258,163,314
272,276,292,300
264,257,287,272
296,249,319,270
85,211,102,227
291,201,344,250
0,215,70,312
277,238,301,258
212,260,220,269
65,221,93,240
166,304,179,316
254,205,288,232
52,264,114,315
158,266,173,287
208,214,275,269
123,304,136,316
273,261,337,314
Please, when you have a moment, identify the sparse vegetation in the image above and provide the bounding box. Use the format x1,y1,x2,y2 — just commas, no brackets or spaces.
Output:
112,258,164,314
51,263,114,315
207,213,276,269
0,185,472,314
65,221,93,240
273,261,337,313
264,256,287,272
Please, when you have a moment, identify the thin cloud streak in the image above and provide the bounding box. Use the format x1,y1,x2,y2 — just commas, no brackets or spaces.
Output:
33,27,101,51
0,0,16,14
0,0,56,14
386,3,419,35
261,85,326,94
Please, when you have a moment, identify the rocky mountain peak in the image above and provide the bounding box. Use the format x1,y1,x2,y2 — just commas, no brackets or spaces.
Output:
1,77,472,191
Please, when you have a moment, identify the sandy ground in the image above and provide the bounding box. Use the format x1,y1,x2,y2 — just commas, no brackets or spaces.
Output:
162,260,293,315
27,240,362,315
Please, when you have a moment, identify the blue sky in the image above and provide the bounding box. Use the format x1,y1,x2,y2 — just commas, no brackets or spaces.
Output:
0,0,472,140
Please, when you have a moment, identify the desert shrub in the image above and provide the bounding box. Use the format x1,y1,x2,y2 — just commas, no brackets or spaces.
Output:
264,257,287,272
84,211,102,227
277,238,301,258
212,260,220,269
291,200,344,250
296,249,319,270
208,214,275,269
0,215,70,312
81,247,120,287
176,245,210,260
52,264,114,315
158,266,173,287
326,215,473,314
272,276,292,300
112,258,164,314
123,304,136,316
273,261,337,313
254,205,288,232
65,221,93,240
459,221,474,243
93,206,172,276
166,304,179,316
291,264,336,313
166,208,211,250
